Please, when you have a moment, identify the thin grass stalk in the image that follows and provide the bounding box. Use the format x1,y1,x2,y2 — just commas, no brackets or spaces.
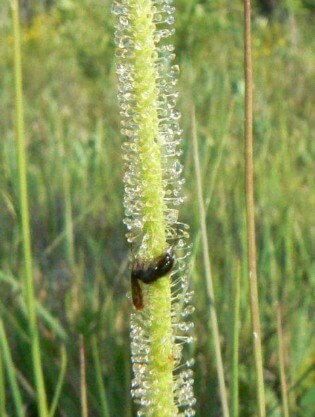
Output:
11,1,49,416
0,319,24,417
63,173,75,268
191,109,230,417
244,2,266,417
0,334,6,417
91,336,110,417
79,335,88,417
276,303,290,417
231,263,241,417
48,346,67,417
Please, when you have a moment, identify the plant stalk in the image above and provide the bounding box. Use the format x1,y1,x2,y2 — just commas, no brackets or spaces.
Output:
129,2,175,415
231,264,241,417
11,1,49,416
79,336,88,417
0,319,24,417
113,0,195,414
192,109,230,417
244,2,266,417
276,303,290,417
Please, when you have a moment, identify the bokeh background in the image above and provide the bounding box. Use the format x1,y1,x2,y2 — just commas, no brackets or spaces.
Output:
0,0,314,416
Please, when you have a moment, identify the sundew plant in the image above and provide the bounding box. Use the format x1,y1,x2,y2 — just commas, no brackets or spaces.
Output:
112,0,196,416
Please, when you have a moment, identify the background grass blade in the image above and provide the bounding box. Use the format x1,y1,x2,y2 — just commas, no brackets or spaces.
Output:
231,263,241,417
0,338,7,417
192,107,230,417
11,1,48,416
244,2,266,416
80,335,88,417
0,319,24,417
48,345,67,417
276,302,290,417
91,336,110,417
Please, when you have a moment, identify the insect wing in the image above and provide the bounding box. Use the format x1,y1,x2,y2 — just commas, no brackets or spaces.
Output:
131,277,144,310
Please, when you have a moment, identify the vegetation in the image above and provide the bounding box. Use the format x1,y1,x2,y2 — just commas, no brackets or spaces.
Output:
0,0,314,416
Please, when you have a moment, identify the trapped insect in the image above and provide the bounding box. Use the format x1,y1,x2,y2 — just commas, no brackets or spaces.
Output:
132,249,175,284
131,248,175,310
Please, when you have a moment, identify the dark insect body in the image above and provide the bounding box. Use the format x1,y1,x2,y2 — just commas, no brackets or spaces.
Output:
131,249,175,310
131,251,175,283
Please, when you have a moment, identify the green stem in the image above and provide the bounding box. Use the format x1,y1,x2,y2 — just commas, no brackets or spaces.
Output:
114,0,195,414
131,3,166,254
231,264,240,417
49,346,67,417
192,109,230,417
79,336,88,417
0,332,7,417
276,303,290,417
129,1,175,414
11,1,48,416
244,2,266,417
91,337,110,417
0,319,24,417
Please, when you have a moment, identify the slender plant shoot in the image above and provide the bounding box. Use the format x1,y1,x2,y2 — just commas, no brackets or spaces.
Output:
11,1,48,416
276,303,290,417
244,1,266,417
113,1,195,416
192,109,230,417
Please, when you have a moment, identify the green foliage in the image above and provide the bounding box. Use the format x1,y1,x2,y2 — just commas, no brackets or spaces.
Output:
0,0,314,416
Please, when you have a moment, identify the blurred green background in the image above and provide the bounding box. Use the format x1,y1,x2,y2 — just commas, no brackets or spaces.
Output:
0,0,314,416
